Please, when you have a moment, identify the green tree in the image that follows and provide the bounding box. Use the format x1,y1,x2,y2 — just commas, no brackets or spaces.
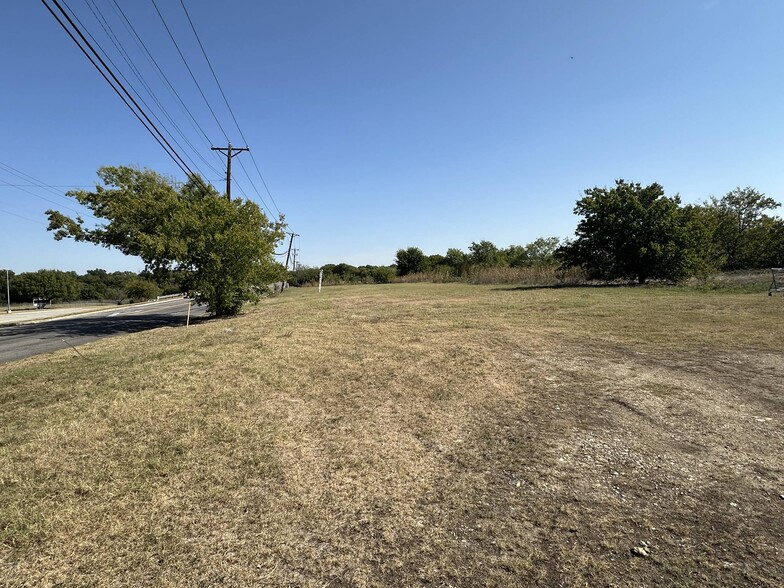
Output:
444,248,468,276
707,187,781,269
395,247,427,276
505,237,561,267
124,278,160,302
469,240,500,267
679,204,724,279
77,269,109,300
758,217,784,268
556,180,693,284
369,265,395,283
10,269,80,302
46,166,286,316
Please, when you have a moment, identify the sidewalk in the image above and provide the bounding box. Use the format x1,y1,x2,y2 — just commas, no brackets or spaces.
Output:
0,296,190,327
0,305,110,326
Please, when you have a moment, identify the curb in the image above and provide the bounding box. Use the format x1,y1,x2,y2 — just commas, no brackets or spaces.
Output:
0,298,192,328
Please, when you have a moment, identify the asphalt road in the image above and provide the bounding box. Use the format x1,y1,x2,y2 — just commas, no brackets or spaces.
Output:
0,298,207,364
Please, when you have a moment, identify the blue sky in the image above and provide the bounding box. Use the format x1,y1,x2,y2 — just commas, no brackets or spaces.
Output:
2,0,783,273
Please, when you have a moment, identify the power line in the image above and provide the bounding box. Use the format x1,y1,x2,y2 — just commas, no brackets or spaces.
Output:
0,160,85,200
177,0,283,218
72,0,215,182
150,0,231,143
42,0,189,176
41,0,209,191
0,182,85,218
84,0,223,179
108,0,220,151
0,207,48,227
0,162,96,219
236,158,275,218
0,184,93,188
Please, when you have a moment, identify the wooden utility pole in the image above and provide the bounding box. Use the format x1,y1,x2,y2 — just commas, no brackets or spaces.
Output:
211,143,249,200
284,232,299,271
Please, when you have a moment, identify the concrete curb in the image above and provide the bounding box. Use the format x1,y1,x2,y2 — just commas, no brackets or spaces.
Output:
0,298,192,328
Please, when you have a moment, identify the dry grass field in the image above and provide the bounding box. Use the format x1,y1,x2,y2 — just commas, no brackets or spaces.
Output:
1,283,783,587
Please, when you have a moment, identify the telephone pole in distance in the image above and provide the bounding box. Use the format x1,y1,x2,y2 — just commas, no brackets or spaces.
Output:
284,232,299,271
211,143,249,200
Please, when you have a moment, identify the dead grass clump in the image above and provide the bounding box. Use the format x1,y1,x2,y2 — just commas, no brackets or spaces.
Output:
464,264,585,285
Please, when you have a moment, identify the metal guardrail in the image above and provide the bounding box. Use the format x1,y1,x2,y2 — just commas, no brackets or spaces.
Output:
156,293,186,301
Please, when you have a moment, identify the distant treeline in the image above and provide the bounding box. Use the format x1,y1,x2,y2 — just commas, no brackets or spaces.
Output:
288,237,565,287
292,182,783,287
1,268,186,304
289,264,396,287
394,236,562,278
391,185,784,285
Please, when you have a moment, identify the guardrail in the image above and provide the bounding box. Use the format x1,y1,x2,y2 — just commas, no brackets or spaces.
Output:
156,293,186,301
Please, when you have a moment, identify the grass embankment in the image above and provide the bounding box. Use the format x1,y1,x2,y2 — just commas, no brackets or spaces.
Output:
1,284,783,586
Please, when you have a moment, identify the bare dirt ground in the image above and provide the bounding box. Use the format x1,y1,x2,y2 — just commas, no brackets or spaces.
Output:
1,283,782,586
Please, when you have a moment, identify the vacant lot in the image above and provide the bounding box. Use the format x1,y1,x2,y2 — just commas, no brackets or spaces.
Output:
1,283,782,587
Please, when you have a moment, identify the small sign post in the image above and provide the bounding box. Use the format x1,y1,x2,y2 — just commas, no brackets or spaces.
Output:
318,269,323,293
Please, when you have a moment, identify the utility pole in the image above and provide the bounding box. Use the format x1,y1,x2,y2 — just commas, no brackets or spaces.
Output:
5,269,11,314
284,232,299,271
211,143,249,200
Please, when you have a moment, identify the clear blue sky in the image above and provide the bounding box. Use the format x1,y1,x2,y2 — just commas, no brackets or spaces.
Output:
2,0,783,273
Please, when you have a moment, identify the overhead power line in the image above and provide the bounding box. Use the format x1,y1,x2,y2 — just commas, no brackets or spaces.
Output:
108,0,219,151
0,206,48,226
67,0,214,183
177,0,283,218
150,0,230,143
0,184,93,188
40,0,211,193
83,0,222,179
0,161,96,219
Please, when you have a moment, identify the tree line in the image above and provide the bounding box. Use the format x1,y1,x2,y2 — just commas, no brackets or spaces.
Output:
392,182,782,284
289,264,396,286
27,169,784,300
394,236,561,278
1,268,188,304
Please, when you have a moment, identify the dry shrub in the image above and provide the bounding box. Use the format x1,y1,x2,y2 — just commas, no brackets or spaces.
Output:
394,268,454,283
464,264,585,285
396,264,585,286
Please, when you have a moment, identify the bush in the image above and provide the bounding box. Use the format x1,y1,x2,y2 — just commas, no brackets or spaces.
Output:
124,279,160,303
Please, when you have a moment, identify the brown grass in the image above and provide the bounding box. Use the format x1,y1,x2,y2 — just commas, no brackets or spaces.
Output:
395,264,585,285
1,283,783,586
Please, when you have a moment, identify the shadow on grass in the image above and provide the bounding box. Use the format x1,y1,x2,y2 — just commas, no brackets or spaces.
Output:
492,282,640,292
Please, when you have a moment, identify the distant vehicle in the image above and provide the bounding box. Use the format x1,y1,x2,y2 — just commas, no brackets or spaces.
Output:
33,298,52,309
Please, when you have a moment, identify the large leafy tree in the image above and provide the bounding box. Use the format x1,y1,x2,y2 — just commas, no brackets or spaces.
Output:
8,269,80,303
706,187,780,269
395,247,427,276
468,240,500,267
556,180,693,284
505,237,561,267
46,166,286,316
